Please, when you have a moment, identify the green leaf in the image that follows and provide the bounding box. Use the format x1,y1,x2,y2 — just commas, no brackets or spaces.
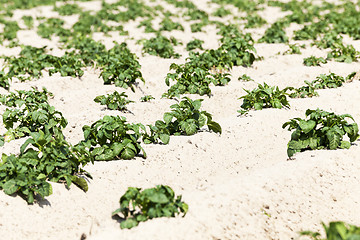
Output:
159,133,170,144
71,176,89,192
148,192,169,203
340,141,351,149
326,130,340,150
120,218,139,229
3,179,18,195
299,120,316,134
121,148,135,160
254,102,263,110
207,121,222,134
184,122,197,135
163,112,173,124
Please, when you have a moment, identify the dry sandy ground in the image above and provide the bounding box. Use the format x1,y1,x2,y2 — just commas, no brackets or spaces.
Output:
0,0,360,239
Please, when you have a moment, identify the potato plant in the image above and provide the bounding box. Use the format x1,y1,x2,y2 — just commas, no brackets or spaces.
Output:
1,99,67,142
287,81,318,99
112,185,188,229
238,83,290,115
282,109,359,157
186,39,204,51
0,130,91,204
303,56,327,66
99,43,144,91
141,35,181,59
140,95,155,102
143,97,221,144
94,91,134,111
81,116,147,161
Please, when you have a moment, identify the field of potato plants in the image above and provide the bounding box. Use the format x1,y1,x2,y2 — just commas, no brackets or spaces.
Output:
1,0,360,239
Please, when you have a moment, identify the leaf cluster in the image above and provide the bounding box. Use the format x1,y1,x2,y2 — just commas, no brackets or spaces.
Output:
37,18,70,39
282,43,305,55
54,3,82,16
300,221,360,240
244,14,267,29
238,83,290,115
140,95,155,102
258,21,288,43
141,35,181,59
81,116,147,161
164,31,256,98
0,130,91,204
159,17,184,32
99,43,144,91
287,81,318,99
143,97,221,144
94,91,134,111
303,56,327,66
282,109,359,157
0,88,66,142
112,185,188,229
186,39,204,51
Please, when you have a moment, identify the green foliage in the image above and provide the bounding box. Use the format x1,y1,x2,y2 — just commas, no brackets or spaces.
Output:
259,21,288,43
21,15,34,29
94,91,134,111
81,116,147,161
283,43,304,55
184,8,208,21
143,97,221,144
312,32,343,49
1,45,85,86
100,43,144,91
0,71,10,90
0,87,52,107
2,101,67,142
138,18,157,33
141,35,181,58
219,34,256,67
140,95,155,102
54,3,82,16
0,20,20,40
211,0,259,12
238,83,290,115
244,14,267,29
37,18,70,39
112,185,188,229
312,73,346,89
164,63,213,98
0,87,67,143
303,56,327,66
293,21,329,40
159,17,184,31
212,6,231,17
186,39,204,51
0,130,91,204
287,73,349,98
190,21,208,33
327,43,360,63
300,221,360,240
238,74,253,82
164,31,256,98
287,81,318,99
283,109,359,157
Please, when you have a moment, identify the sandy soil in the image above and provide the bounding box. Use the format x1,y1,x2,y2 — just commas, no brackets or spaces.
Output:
1,1,360,239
